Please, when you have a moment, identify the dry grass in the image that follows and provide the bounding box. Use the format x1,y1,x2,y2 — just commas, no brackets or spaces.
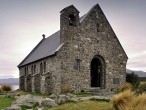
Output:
132,93,146,110
112,90,146,110
1,84,12,92
61,84,72,94
112,90,134,110
119,83,133,92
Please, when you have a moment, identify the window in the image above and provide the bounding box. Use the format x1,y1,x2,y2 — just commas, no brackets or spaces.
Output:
25,67,27,76
74,59,81,71
113,78,120,84
31,65,33,75
97,23,99,32
34,65,36,74
69,14,76,26
25,67,28,76
40,63,43,74
43,61,46,73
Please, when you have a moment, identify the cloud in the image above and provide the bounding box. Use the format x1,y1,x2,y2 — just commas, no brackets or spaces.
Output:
127,51,146,71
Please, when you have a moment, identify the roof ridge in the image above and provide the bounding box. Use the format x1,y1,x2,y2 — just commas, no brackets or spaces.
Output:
80,3,100,22
18,39,44,67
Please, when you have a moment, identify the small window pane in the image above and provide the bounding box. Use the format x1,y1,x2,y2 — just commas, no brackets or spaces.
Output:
44,62,46,73
113,78,120,84
74,59,81,71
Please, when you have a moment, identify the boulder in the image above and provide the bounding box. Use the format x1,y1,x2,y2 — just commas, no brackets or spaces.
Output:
4,105,21,110
12,94,39,108
55,94,71,104
49,93,57,99
12,94,33,105
66,93,74,98
40,98,57,107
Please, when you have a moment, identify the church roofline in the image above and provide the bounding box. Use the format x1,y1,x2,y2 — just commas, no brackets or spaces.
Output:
18,3,128,68
18,31,60,68
60,5,80,13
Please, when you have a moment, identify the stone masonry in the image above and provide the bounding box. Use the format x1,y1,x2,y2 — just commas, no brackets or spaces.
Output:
18,4,128,95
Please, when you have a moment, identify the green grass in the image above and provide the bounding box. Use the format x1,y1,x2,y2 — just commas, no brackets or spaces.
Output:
76,92,93,97
0,96,15,109
48,100,112,110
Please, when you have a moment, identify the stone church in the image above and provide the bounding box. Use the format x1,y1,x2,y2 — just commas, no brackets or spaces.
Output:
18,4,128,95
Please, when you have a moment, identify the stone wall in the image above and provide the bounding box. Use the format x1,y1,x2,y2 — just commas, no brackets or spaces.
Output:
19,55,61,94
58,4,127,94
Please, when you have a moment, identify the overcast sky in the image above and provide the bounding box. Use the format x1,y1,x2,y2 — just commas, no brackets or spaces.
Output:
0,0,146,79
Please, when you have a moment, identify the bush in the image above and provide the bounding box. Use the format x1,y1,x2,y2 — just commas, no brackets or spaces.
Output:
112,90,146,110
126,72,140,88
132,93,146,110
112,90,134,110
1,84,12,92
137,82,146,94
119,82,133,92
61,84,71,94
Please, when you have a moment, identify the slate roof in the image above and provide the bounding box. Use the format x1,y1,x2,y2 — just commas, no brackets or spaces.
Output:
18,31,61,67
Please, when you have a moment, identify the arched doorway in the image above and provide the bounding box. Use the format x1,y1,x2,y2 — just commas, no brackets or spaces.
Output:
91,55,105,88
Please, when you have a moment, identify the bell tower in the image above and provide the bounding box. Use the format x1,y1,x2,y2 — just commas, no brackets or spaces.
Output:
60,5,80,43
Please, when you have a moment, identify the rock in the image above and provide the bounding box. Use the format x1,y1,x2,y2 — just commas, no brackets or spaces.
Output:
37,108,44,110
4,105,21,110
66,93,74,98
12,94,33,105
55,94,71,104
40,98,57,107
12,94,39,108
49,93,57,99
6,93,20,98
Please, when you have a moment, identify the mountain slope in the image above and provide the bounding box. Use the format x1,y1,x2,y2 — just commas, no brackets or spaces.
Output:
126,69,146,77
0,78,19,85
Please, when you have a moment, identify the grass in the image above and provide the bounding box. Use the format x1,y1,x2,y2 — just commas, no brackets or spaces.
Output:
48,100,112,110
0,96,15,109
76,92,93,97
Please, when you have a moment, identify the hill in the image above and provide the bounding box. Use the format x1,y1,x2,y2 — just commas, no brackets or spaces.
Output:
0,78,19,85
126,69,146,77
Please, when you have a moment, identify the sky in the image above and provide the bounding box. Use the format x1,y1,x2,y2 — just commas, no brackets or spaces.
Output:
0,0,146,79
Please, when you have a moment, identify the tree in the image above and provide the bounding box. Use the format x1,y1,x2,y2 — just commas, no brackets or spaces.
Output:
126,72,140,88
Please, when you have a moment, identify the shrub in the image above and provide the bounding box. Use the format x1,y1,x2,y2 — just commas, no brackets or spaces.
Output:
126,72,140,88
132,93,146,109
1,84,12,92
112,90,134,110
61,84,71,94
112,90,146,110
119,82,133,92
137,82,146,94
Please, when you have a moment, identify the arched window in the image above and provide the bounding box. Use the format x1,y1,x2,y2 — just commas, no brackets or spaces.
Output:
97,23,99,32
31,65,33,75
74,59,81,71
43,61,46,73
25,67,28,76
40,63,43,74
25,67,27,76
34,65,36,74
69,14,76,26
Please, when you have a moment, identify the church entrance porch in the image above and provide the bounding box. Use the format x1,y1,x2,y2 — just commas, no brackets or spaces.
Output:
90,55,106,89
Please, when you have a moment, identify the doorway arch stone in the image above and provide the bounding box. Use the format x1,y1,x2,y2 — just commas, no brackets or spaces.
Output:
90,55,106,89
